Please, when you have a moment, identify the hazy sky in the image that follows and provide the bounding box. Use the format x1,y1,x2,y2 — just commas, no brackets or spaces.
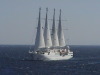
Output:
0,0,100,45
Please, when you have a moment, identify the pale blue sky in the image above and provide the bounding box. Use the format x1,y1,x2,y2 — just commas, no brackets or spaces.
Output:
0,0,100,45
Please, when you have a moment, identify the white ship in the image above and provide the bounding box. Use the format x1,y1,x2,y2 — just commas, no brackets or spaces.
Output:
29,8,73,61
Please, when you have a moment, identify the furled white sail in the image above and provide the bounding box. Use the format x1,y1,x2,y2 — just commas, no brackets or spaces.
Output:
44,8,52,48
51,9,59,47
58,9,65,47
35,8,45,49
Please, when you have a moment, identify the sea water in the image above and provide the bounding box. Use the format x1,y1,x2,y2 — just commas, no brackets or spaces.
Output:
0,45,100,75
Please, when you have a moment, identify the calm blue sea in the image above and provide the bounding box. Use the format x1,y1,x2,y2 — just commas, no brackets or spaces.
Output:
0,45,100,75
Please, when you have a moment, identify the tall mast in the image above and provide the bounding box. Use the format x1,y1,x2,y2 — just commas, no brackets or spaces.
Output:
35,8,45,49
58,9,65,47
44,8,52,48
51,9,59,47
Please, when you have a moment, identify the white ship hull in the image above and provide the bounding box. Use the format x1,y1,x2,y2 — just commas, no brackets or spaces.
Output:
29,49,73,61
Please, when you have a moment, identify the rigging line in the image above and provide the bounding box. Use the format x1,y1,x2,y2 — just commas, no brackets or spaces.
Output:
29,20,37,50
65,22,70,45
36,18,67,21
29,32,34,50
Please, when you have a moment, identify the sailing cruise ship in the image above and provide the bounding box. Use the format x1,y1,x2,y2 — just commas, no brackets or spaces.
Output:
29,8,73,61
